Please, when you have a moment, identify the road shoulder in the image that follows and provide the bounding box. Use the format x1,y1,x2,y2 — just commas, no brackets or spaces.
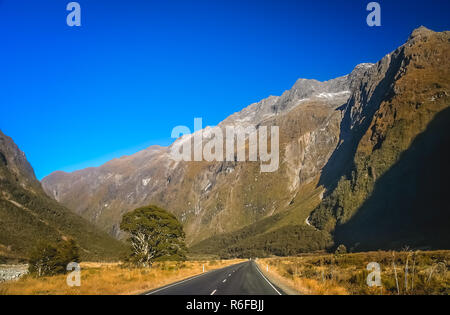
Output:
255,260,301,295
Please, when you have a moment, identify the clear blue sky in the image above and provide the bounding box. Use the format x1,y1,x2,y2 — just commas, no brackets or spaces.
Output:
1,0,449,179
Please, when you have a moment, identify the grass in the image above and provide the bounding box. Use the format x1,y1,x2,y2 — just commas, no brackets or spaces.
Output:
0,259,244,295
257,250,449,295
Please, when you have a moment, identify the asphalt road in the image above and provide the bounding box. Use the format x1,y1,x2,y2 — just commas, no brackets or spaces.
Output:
145,260,285,295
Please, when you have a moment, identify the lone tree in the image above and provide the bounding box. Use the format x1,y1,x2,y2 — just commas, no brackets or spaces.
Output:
120,205,186,267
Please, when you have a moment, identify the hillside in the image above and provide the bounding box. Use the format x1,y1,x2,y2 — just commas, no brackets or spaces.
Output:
0,130,127,261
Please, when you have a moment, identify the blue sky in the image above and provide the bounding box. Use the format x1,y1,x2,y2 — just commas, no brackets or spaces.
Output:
1,0,449,179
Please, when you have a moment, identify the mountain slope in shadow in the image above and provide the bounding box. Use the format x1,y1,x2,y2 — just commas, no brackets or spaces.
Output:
310,27,450,251
335,107,450,250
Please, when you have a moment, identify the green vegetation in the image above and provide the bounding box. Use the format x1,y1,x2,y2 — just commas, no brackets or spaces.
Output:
191,218,331,258
120,205,187,266
28,239,80,277
190,176,329,258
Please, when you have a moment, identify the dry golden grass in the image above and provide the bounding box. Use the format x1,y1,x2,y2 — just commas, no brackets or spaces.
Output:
0,259,244,295
257,259,348,295
258,250,449,295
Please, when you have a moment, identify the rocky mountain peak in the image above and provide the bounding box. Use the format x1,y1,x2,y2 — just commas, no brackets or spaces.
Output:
221,63,376,128
408,26,435,41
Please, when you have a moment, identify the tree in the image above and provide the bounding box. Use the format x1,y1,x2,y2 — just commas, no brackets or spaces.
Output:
120,205,186,267
28,239,80,277
335,244,347,255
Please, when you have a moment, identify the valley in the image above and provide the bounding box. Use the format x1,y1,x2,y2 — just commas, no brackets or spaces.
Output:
0,25,448,297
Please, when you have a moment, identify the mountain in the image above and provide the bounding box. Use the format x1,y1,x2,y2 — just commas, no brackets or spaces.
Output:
0,130,126,261
42,27,450,256
42,62,369,245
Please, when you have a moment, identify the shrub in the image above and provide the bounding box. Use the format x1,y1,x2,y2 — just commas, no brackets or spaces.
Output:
28,239,80,277
335,244,347,255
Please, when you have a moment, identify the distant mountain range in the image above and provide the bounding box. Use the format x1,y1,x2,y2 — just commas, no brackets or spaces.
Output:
8,26,448,258
0,130,126,261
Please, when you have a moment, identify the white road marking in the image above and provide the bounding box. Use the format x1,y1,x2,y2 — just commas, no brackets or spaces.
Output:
223,279,227,283
228,274,231,277
210,289,217,295
254,263,282,295
146,271,212,295
145,261,246,295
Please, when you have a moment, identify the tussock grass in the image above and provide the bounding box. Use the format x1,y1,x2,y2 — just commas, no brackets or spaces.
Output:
0,259,244,295
258,250,449,295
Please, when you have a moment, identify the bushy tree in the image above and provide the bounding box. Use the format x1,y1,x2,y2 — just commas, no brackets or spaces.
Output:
335,244,347,255
28,239,80,276
120,205,186,267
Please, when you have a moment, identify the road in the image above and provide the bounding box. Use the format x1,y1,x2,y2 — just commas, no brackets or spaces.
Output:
145,260,285,295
